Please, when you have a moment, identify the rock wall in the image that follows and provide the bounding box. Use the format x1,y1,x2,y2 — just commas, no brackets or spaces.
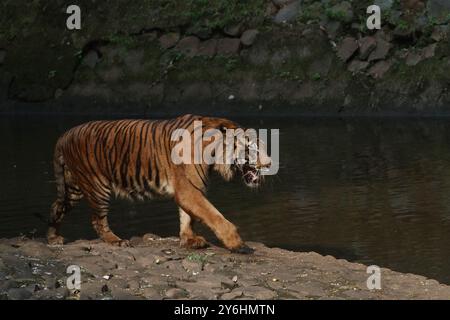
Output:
1,0,450,115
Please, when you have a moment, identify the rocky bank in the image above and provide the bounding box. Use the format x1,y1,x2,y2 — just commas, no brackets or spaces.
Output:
1,0,450,115
1,235,450,300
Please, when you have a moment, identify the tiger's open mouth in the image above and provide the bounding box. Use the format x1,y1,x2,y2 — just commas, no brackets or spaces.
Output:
242,164,261,187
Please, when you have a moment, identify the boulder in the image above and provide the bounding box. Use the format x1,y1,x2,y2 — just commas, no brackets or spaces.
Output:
7,288,33,300
240,29,259,46
405,51,422,66
431,25,450,42
368,38,391,62
243,286,277,299
324,21,343,40
273,1,301,23
423,43,437,59
427,0,450,24
405,44,436,66
159,33,180,49
265,2,279,17
368,60,392,79
216,38,241,56
347,59,370,73
373,0,394,10
175,36,200,57
165,288,188,299
198,39,217,57
337,37,358,62
358,36,377,60
224,23,243,37
123,50,144,74
82,51,100,69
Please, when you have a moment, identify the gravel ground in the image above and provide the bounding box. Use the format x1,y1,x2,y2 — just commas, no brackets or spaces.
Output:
1,235,449,300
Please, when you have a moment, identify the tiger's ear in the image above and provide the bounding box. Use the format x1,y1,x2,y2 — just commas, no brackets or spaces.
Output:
216,119,238,130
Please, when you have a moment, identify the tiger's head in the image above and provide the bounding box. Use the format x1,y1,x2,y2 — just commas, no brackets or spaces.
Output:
231,131,271,188
206,120,272,188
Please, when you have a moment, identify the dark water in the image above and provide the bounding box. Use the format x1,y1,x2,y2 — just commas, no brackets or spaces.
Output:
2,115,450,284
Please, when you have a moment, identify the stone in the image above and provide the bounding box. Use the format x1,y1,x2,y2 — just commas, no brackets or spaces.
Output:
368,60,392,79
7,288,33,300
431,25,450,42
198,39,217,57
358,36,377,60
159,33,180,49
374,0,394,10
375,29,393,42
186,26,212,40
393,25,413,38
406,51,423,66
273,1,301,24
175,36,200,57
336,37,358,62
405,44,436,66
240,29,259,46
347,60,370,73
82,51,100,69
427,0,450,24
142,287,161,299
221,289,243,300
216,38,241,56
19,240,54,258
328,1,354,23
98,67,122,83
181,258,202,274
141,31,158,41
265,2,278,16
165,287,188,299
243,286,277,299
224,23,243,37
423,43,437,59
123,50,144,74
324,21,342,40
368,38,391,62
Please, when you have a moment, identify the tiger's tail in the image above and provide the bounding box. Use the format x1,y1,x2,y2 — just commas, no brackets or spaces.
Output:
47,139,67,244
53,141,66,203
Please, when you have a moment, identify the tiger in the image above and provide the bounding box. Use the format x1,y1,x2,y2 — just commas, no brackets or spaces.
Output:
47,114,271,253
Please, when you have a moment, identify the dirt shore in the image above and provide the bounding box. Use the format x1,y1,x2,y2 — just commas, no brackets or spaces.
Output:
0,235,449,300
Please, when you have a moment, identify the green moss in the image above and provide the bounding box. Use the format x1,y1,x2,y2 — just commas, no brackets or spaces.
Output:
312,72,321,81
159,0,266,31
326,8,347,22
187,253,208,264
107,34,137,49
297,2,324,23
397,19,410,31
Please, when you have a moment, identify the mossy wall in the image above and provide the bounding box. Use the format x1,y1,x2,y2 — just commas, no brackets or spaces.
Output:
1,0,450,115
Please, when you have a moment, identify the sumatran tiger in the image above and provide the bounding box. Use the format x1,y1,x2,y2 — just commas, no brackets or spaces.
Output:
47,114,271,253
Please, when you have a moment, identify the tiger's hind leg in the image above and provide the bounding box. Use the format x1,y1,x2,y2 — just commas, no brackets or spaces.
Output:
86,191,129,247
179,208,209,249
47,164,83,245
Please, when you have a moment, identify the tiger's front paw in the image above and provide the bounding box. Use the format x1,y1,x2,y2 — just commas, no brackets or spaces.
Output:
180,235,209,249
47,235,64,245
110,239,130,247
